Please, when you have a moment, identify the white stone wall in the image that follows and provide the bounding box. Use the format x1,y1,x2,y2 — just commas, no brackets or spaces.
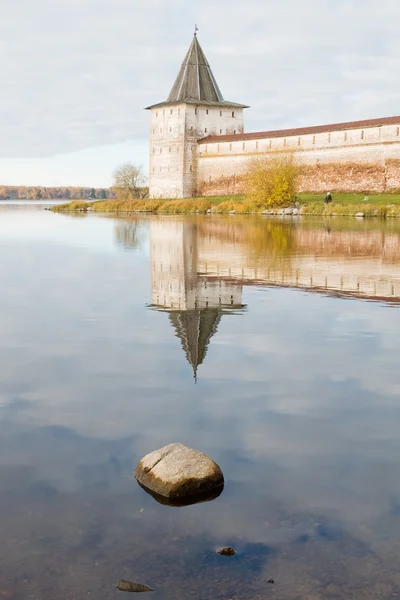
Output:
197,124,400,186
149,104,244,198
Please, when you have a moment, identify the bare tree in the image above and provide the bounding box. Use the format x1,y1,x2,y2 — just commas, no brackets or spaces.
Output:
113,163,148,199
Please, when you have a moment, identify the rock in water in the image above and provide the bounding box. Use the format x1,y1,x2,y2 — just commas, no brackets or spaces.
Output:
217,546,236,556
134,443,224,499
116,580,154,593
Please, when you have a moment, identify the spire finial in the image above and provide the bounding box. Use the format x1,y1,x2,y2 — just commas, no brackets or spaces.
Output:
194,24,199,36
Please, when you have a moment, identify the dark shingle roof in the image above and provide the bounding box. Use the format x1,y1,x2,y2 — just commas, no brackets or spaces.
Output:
198,115,400,144
146,35,248,110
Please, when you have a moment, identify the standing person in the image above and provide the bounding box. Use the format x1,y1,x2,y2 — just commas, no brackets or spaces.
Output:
324,192,333,204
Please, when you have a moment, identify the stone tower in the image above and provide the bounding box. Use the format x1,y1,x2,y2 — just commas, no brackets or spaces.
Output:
146,33,248,199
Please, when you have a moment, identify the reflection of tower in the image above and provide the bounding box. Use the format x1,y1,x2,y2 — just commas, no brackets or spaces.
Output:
150,219,243,379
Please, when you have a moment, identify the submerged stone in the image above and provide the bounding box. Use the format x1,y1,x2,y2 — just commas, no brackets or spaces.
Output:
217,546,236,556
116,579,154,593
134,443,224,499
138,481,223,506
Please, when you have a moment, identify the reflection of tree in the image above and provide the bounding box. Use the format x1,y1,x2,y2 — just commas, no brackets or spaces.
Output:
245,220,296,263
198,217,296,268
115,220,141,250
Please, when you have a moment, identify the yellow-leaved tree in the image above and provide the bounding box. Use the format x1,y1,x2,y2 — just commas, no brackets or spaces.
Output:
245,153,299,208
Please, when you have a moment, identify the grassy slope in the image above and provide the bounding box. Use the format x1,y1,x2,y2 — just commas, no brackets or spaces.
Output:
52,192,400,217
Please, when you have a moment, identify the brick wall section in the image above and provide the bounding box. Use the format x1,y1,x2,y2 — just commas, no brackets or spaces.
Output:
198,124,400,195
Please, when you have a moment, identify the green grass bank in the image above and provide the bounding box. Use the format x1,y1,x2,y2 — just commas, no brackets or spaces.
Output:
52,193,400,218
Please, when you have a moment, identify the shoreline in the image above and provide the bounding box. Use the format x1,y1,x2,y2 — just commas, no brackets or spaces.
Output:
51,195,400,218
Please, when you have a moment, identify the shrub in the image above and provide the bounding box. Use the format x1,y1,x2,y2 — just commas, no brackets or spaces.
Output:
245,153,299,208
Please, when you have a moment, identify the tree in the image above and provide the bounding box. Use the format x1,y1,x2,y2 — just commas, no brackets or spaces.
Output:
113,163,148,199
88,188,96,199
98,189,107,199
245,153,299,208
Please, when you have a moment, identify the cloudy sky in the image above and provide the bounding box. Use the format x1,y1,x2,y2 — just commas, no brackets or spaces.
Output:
1,0,400,187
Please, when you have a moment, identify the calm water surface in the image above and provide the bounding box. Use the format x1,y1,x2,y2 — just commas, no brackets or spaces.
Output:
1,204,400,599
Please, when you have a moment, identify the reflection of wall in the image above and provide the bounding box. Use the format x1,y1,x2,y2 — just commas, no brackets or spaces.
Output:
150,220,242,310
197,221,400,302
149,218,400,376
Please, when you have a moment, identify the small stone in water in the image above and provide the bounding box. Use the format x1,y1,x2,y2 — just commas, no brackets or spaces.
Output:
266,578,275,584
116,579,154,593
217,546,236,556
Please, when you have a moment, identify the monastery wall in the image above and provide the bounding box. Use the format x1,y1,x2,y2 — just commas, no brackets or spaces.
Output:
197,123,400,194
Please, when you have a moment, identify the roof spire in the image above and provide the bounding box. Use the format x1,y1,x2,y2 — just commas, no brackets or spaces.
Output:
145,34,249,109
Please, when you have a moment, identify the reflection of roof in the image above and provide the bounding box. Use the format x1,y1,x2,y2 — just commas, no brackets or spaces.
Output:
169,308,222,380
198,115,400,144
146,35,248,110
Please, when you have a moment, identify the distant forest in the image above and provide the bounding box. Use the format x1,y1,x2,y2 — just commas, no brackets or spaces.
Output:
0,186,115,200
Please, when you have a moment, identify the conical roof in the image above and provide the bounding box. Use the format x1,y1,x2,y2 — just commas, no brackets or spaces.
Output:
169,308,222,380
167,35,224,103
146,35,248,109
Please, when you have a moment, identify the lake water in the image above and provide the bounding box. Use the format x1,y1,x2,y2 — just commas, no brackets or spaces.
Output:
1,203,400,599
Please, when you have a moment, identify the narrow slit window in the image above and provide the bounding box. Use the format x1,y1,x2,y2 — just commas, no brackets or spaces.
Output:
206,109,209,115
205,145,208,152
190,165,192,172
232,111,235,118
195,108,198,115
256,141,258,149
361,130,364,140
313,135,316,144
234,130,236,134
220,129,222,134
229,143,232,151
217,144,220,151
344,132,347,142
397,127,400,136
284,138,286,147
269,140,272,148
170,109,173,115
156,112,158,117
242,142,245,150
328,133,331,143
205,128,207,133
220,111,222,116
298,137,301,146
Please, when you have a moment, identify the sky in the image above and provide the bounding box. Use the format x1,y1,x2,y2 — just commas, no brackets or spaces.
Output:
1,0,400,187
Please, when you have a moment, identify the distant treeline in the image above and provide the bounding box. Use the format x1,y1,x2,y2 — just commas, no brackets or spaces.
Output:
0,186,115,200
